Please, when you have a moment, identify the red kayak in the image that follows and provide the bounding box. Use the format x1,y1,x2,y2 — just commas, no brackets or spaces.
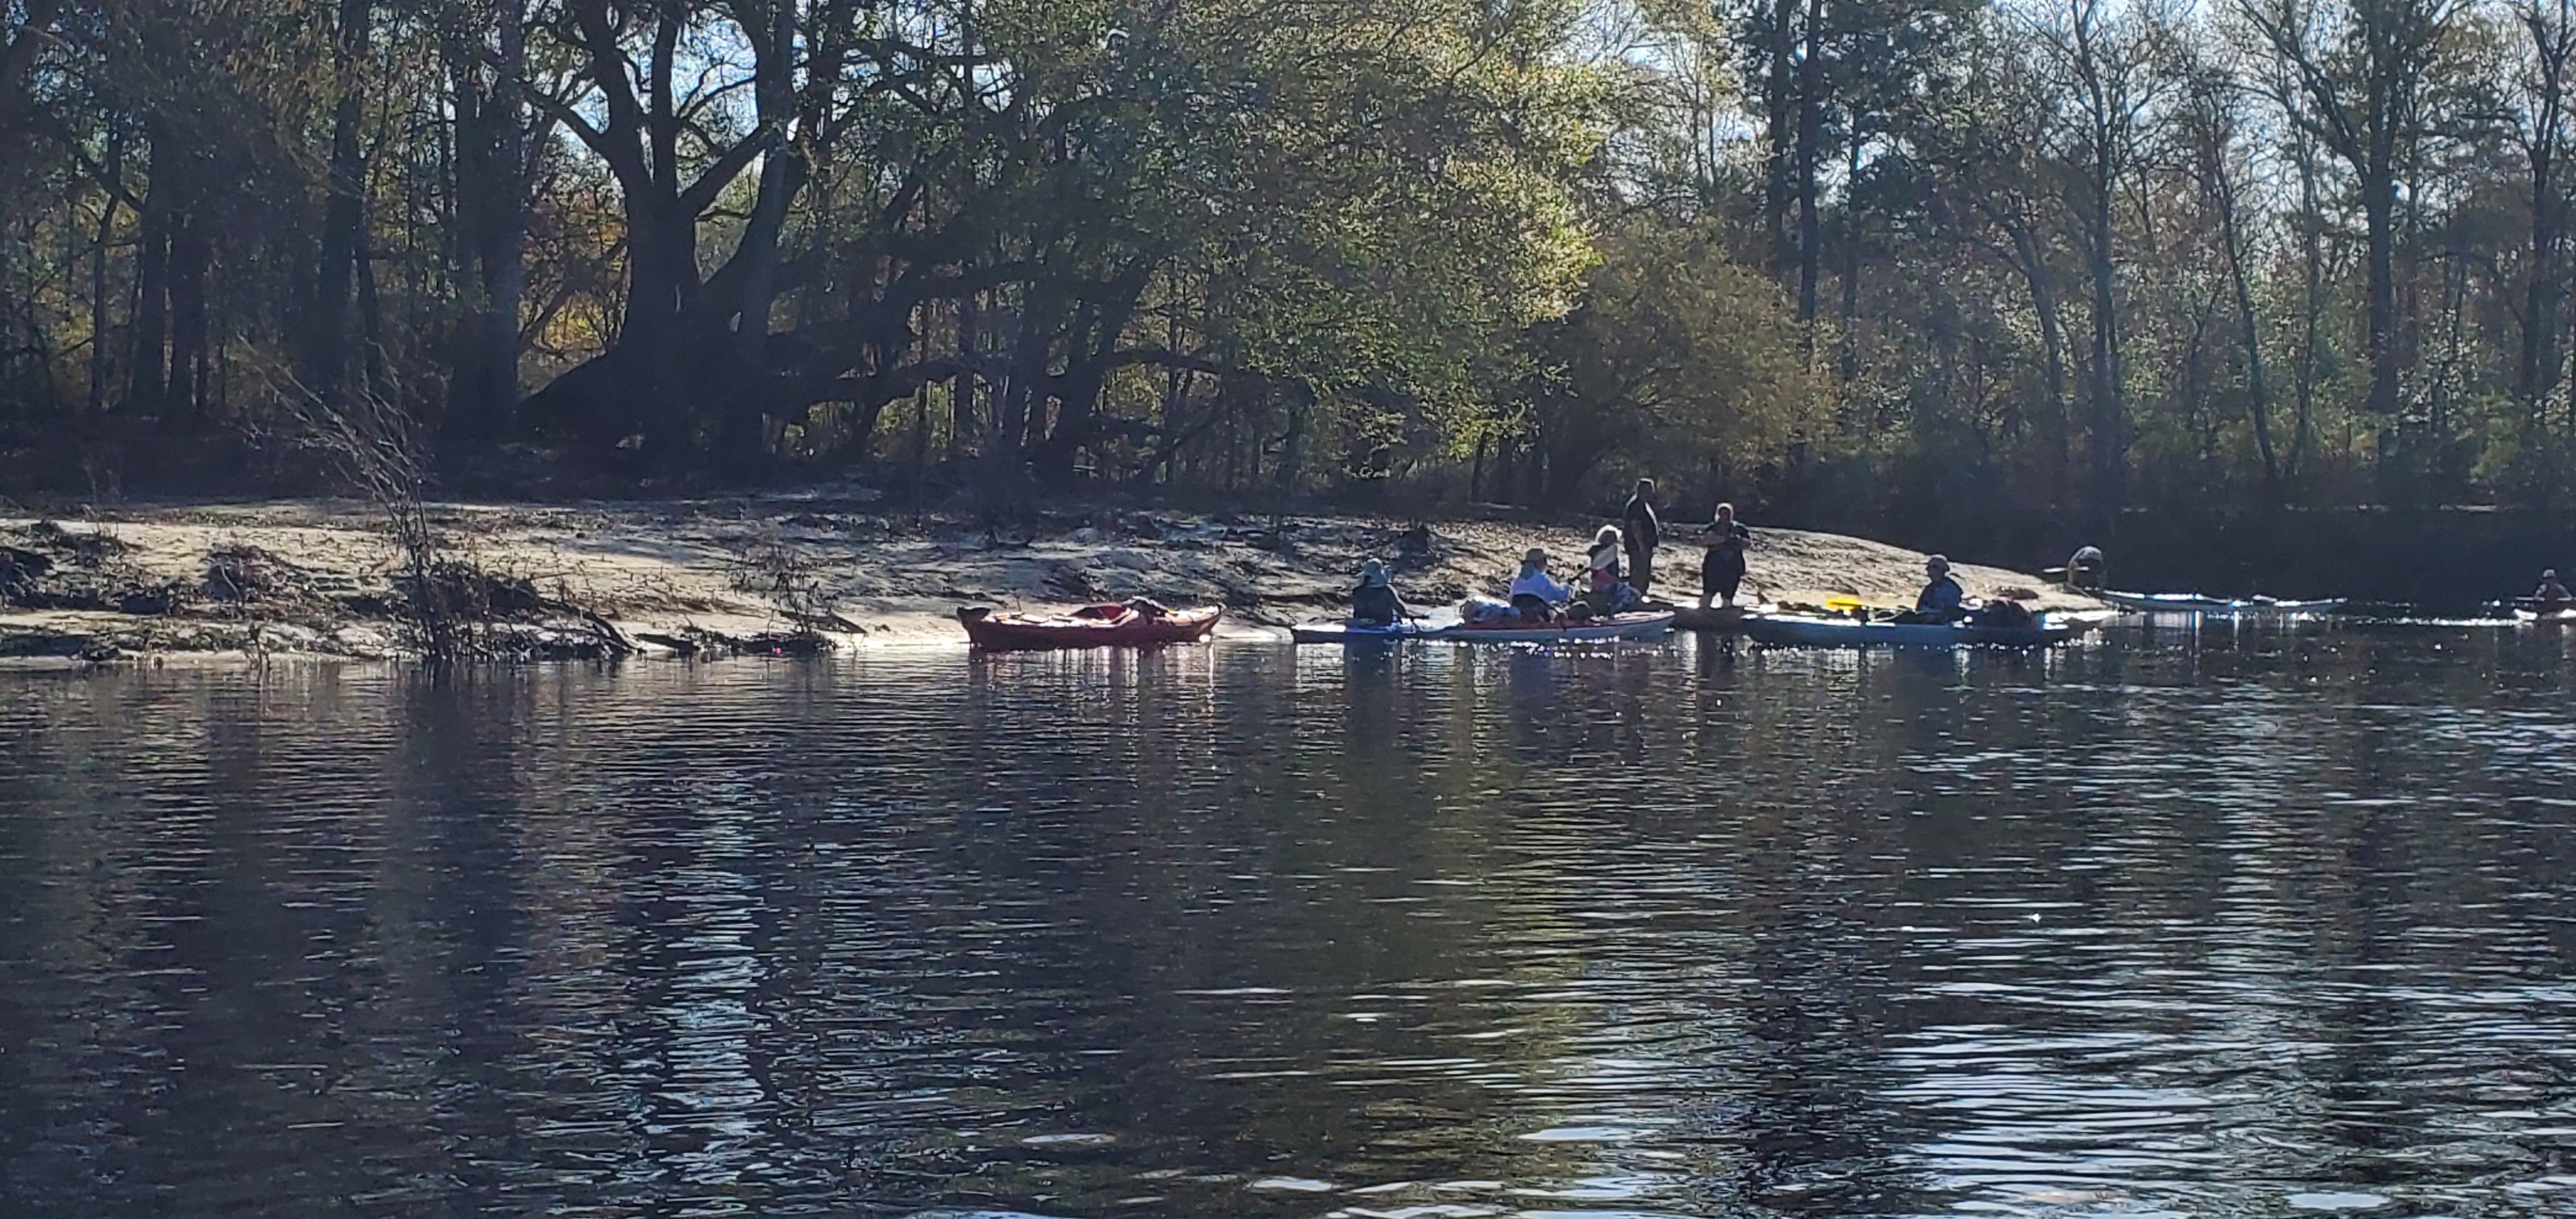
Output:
956,602,1222,650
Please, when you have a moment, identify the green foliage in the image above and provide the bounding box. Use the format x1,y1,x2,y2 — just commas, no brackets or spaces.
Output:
10,0,2576,532
1517,221,1834,503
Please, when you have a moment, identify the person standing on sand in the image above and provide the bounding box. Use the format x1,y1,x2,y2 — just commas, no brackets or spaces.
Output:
1699,503,1752,610
1621,479,1661,598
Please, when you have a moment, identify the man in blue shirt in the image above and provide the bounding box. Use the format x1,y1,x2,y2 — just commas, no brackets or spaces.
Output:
1510,548,1574,622
1915,555,1966,622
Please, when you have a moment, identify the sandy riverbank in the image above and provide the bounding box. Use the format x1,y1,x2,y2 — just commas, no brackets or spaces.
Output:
0,495,2101,663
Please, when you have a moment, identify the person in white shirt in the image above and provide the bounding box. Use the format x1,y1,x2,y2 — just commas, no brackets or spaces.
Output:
1584,526,1639,612
1509,548,1573,621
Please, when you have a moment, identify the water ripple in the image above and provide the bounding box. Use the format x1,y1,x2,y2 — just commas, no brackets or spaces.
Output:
1,627,2573,1216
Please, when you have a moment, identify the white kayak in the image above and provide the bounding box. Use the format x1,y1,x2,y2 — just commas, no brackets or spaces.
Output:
2100,590,2343,615
1742,612,2090,648
1435,611,1676,643
2518,607,2576,625
1288,617,1454,643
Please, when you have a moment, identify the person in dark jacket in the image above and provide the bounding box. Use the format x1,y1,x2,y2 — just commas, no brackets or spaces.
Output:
1699,502,1752,609
1621,478,1661,598
2536,569,2574,613
1908,555,1967,623
1350,559,1410,625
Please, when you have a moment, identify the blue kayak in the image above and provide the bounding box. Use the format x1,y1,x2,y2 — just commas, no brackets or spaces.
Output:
1289,617,1453,643
1435,610,1675,643
1742,612,2093,648
2100,590,2343,615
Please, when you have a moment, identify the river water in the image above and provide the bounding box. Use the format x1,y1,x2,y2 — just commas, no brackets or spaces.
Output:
4,622,2576,1218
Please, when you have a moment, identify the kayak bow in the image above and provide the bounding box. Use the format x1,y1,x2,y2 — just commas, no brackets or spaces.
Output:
1288,617,1452,643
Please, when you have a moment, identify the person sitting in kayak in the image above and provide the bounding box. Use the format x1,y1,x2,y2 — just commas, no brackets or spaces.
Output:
2538,569,2573,610
1350,559,1411,625
2065,545,2106,593
1510,548,1574,622
1896,555,1968,624
1586,526,1640,613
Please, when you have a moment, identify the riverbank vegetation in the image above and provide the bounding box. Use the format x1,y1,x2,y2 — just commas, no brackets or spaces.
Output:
4,0,2575,547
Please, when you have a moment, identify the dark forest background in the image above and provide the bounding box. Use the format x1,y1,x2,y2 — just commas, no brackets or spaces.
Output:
3,0,2574,587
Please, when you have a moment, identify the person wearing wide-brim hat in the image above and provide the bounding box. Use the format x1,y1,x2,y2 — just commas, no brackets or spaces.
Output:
1510,548,1573,622
1350,558,1411,625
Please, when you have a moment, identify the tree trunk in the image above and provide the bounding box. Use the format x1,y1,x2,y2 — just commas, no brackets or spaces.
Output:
2007,221,2073,510
910,361,932,498
954,295,981,452
721,145,799,468
1763,0,1798,275
980,294,1050,512
355,206,386,392
128,141,171,415
2363,141,2401,420
447,0,528,455
1036,309,1104,484
1794,0,1824,331
1034,270,1148,482
2085,162,2124,521
306,0,371,400
1838,139,1862,381
628,7,699,461
2292,125,2323,478
164,212,210,429
87,156,118,415
1275,385,1309,517
2214,150,2278,490
720,0,800,470
2526,34,2566,433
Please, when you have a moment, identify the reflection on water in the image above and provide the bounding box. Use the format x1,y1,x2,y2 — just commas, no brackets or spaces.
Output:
4,622,2576,1218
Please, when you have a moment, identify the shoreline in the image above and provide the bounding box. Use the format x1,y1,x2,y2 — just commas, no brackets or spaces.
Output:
1,498,2101,664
